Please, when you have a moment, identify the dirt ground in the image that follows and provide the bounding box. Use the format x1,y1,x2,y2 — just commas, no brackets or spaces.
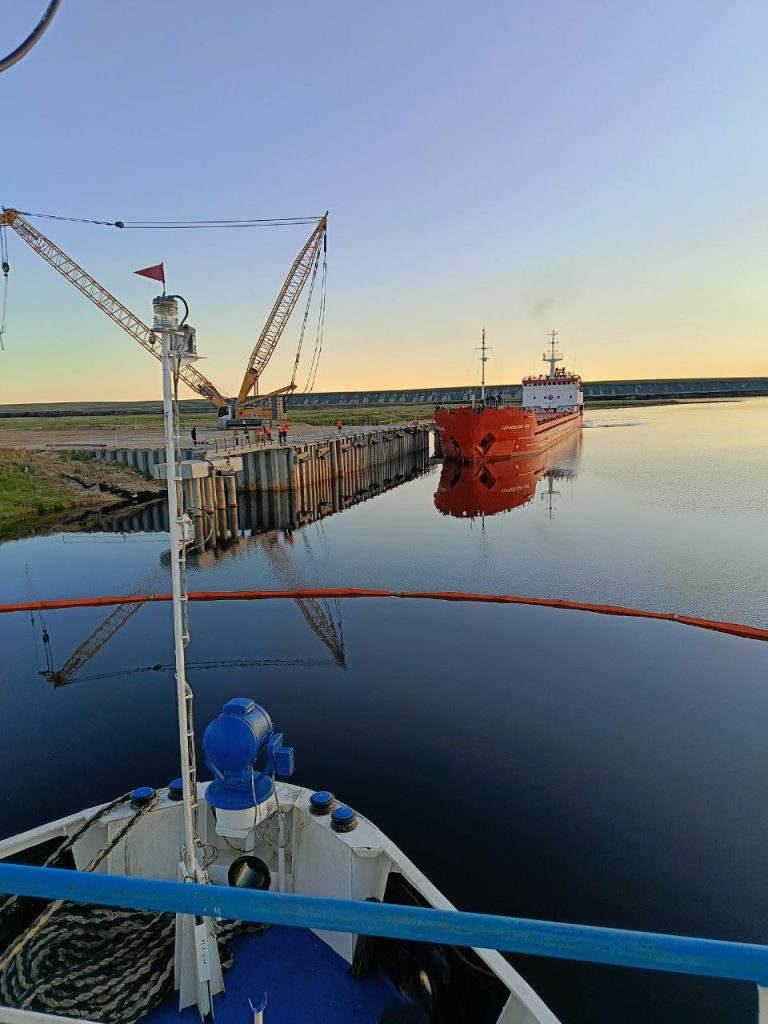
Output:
37,452,165,500
0,419,409,450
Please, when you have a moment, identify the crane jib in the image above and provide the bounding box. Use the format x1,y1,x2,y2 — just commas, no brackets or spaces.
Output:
234,218,327,414
0,208,328,417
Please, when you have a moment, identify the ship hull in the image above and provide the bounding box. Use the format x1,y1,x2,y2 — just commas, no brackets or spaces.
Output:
433,405,582,462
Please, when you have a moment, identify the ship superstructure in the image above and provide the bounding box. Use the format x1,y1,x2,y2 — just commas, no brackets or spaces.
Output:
521,331,584,414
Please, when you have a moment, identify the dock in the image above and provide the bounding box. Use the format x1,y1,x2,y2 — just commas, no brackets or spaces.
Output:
89,424,434,549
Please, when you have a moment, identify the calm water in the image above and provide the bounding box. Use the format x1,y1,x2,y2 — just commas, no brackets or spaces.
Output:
1,398,767,1023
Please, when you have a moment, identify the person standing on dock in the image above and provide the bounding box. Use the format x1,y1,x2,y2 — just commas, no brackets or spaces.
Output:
191,426,197,445
337,418,343,433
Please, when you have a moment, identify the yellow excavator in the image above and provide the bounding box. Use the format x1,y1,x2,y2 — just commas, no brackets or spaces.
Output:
0,207,327,426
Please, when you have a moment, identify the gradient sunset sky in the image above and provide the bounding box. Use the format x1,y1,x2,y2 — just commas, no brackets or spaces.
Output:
2,1,766,404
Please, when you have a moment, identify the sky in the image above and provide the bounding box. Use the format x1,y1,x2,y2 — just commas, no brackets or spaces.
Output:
1,1,766,404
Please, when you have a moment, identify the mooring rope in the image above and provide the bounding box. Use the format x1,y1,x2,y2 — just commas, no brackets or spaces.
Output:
0,792,266,1023
0,791,131,921
0,905,176,1022
0,905,261,1024
0,793,159,977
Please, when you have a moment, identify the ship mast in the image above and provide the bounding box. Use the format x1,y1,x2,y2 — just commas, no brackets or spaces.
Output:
543,329,562,378
478,328,489,402
155,295,223,1017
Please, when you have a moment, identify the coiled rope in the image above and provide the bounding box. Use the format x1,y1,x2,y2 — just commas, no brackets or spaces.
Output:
0,795,265,1023
0,905,259,1024
0,793,159,979
0,904,176,1023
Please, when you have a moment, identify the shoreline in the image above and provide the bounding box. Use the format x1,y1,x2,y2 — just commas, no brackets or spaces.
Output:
0,448,164,538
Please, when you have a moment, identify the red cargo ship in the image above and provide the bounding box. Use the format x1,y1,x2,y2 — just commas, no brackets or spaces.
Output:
433,331,583,463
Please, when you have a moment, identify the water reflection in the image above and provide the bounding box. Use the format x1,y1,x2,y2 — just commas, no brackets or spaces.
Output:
80,448,433,539
434,434,581,519
26,453,434,686
4,401,768,1024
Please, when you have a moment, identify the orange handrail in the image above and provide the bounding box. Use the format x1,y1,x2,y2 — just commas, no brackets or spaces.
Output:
0,589,765,643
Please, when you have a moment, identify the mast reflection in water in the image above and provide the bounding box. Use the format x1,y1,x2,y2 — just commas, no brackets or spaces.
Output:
434,433,581,519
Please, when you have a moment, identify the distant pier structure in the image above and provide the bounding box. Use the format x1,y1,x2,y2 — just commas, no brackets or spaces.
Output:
288,377,768,407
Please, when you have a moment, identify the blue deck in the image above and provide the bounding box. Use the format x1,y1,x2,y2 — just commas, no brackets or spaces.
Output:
145,926,405,1024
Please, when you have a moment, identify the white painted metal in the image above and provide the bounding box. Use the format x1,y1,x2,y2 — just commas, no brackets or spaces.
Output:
159,312,197,883
157,301,225,1018
0,780,560,1024
277,809,286,893
522,377,581,412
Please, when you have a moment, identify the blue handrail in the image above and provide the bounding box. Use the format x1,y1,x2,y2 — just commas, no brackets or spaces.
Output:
0,862,766,985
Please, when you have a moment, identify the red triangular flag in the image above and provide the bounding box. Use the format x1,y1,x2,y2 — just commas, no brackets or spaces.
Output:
134,263,165,285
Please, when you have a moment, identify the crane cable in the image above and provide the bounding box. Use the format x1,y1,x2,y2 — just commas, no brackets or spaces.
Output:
13,211,323,230
24,566,53,676
289,245,323,389
302,243,328,393
0,225,9,350
0,0,62,74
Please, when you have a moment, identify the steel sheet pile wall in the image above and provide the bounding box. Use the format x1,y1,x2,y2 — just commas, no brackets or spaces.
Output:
92,426,431,494
292,428,431,528
89,426,432,550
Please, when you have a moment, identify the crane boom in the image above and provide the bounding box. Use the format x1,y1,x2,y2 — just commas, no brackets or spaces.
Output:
0,209,229,409
235,215,327,414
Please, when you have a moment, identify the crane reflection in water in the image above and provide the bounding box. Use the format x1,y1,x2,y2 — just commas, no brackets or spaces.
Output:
434,433,581,520
28,448,435,685
30,533,346,687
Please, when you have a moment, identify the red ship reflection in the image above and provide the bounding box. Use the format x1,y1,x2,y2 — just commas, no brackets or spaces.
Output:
434,434,581,519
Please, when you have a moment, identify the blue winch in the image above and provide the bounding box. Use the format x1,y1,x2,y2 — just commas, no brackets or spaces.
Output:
203,698,294,811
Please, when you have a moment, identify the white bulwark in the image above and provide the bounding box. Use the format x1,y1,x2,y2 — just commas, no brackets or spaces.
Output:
522,372,584,412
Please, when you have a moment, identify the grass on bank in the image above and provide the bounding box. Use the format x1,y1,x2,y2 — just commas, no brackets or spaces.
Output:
0,449,72,523
0,447,164,530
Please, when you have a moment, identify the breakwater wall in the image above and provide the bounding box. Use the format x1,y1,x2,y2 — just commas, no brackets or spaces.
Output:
3,379,767,422
287,377,768,406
